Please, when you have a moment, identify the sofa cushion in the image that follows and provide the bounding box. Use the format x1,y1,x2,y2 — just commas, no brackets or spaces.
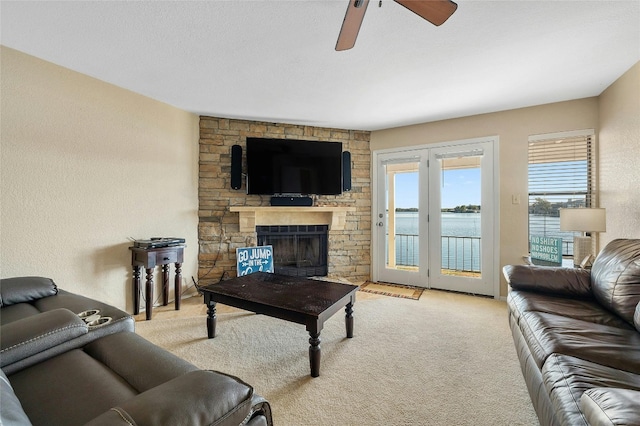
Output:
581,387,640,426
507,290,632,330
0,368,33,426
9,348,139,426
542,354,640,426
0,277,57,307
635,301,640,332
33,290,129,323
0,289,132,329
519,311,640,374
0,303,41,325
85,371,254,426
83,332,199,392
1,308,88,368
591,238,640,325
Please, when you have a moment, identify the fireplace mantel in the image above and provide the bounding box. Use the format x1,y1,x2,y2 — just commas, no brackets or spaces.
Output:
230,206,356,233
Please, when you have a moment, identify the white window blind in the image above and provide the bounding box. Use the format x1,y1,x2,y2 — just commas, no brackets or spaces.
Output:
528,134,594,255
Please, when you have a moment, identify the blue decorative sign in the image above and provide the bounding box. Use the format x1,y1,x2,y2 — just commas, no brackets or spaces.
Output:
236,246,274,276
530,235,563,265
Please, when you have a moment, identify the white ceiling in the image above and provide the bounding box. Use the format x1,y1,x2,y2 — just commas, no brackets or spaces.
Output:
2,1,639,131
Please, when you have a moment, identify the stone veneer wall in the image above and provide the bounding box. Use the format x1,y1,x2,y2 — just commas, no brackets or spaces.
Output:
198,116,371,285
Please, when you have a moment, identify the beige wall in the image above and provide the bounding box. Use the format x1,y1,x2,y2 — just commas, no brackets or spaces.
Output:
0,46,200,312
599,62,640,246
370,98,600,297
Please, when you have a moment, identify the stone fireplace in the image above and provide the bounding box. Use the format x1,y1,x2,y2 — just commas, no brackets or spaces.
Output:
257,225,328,277
231,206,353,277
198,116,372,285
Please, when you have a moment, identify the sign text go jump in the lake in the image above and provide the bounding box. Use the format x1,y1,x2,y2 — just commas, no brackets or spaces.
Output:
236,246,274,276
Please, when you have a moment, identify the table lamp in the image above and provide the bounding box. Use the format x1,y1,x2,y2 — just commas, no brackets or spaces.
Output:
559,208,606,267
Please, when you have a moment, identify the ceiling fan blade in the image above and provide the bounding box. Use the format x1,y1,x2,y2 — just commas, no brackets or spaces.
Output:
336,0,371,51
393,0,458,26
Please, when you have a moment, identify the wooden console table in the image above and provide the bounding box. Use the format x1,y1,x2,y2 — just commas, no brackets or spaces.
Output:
129,245,184,320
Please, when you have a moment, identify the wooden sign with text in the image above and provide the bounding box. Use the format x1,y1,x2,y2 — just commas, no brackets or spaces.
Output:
236,246,274,276
530,236,562,265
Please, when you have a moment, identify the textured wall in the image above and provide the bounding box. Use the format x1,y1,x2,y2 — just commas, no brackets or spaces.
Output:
198,117,371,285
0,47,200,312
598,61,640,246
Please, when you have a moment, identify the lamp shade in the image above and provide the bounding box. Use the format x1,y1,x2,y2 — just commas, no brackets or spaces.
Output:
559,208,606,232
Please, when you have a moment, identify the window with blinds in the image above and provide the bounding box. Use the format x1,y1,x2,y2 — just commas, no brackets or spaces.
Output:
528,133,594,256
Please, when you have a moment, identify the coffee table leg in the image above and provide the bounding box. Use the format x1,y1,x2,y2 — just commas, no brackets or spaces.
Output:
309,332,321,377
345,302,354,338
207,300,217,338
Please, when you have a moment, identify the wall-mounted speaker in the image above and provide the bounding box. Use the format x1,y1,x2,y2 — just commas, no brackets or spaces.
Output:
231,144,242,190
342,151,352,192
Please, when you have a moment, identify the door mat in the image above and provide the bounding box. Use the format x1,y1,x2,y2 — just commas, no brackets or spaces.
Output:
359,281,424,300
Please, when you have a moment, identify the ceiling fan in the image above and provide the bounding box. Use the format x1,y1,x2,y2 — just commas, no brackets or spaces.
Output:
336,0,458,51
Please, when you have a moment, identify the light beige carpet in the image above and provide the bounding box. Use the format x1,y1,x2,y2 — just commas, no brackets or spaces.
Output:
135,290,538,426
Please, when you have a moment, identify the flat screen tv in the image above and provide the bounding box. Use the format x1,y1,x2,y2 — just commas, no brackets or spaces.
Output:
246,138,343,195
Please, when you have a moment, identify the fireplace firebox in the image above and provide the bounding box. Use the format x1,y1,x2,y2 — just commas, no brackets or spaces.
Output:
256,225,328,277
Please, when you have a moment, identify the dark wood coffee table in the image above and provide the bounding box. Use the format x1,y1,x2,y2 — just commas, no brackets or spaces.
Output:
199,272,358,377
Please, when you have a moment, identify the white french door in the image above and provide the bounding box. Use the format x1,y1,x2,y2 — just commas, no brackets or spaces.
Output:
427,141,496,295
373,138,499,297
374,151,429,287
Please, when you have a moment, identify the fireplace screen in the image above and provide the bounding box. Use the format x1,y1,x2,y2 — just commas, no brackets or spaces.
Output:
256,225,328,277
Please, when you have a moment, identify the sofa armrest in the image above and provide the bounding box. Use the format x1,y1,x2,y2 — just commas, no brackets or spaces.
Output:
503,264,592,297
0,308,87,367
0,369,33,426
0,276,58,307
581,387,640,426
246,395,272,426
84,370,256,426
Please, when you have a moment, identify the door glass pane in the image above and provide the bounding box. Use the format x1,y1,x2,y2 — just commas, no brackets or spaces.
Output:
385,162,419,272
438,156,482,278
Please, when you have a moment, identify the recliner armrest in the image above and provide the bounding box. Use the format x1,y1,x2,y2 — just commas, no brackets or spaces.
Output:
0,276,58,307
0,369,33,426
503,264,592,297
581,387,640,426
0,308,87,367
84,370,257,426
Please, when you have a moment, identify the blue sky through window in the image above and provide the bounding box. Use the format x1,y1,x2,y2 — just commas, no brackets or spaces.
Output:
394,168,481,209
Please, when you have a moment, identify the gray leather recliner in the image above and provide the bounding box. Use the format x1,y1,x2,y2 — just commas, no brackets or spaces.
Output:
0,276,272,426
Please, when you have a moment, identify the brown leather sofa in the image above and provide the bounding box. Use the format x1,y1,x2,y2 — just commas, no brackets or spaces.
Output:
504,238,640,426
0,276,272,426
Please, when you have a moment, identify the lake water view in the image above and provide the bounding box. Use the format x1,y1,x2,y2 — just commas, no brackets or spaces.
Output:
390,212,482,271
395,211,481,237
389,212,573,271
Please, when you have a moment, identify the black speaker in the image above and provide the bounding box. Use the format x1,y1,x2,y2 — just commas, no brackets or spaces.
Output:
342,151,352,192
231,145,242,190
270,196,313,207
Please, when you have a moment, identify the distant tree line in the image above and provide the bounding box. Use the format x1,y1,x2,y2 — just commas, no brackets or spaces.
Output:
529,197,585,216
394,205,481,213
443,204,481,213
394,198,584,215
